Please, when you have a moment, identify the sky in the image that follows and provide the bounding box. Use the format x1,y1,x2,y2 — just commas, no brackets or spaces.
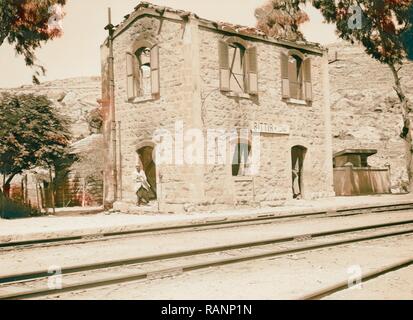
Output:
0,0,338,88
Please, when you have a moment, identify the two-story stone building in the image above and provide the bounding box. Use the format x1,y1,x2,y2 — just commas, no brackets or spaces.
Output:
101,2,335,213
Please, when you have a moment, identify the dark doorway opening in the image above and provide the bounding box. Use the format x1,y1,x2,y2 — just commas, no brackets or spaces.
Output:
291,145,307,199
137,146,157,203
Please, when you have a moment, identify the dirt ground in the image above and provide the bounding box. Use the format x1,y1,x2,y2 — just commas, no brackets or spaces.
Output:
325,265,413,300
1,194,412,243
1,210,412,277
40,234,413,300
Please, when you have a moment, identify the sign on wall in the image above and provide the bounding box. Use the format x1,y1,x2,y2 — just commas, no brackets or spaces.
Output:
251,122,290,135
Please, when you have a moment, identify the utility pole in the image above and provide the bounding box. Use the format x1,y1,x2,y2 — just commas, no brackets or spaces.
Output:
105,8,118,203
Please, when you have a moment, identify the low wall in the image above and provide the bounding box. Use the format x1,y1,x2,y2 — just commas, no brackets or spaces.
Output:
334,167,391,196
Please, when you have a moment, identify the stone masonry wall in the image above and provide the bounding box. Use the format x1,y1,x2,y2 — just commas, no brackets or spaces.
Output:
110,15,334,212
112,17,203,212
199,27,334,206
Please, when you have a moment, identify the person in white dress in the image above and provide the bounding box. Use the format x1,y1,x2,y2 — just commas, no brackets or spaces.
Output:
136,161,151,206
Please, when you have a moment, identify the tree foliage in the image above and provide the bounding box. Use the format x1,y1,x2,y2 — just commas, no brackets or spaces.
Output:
0,0,67,83
401,4,413,60
0,93,72,194
312,0,413,65
255,0,309,41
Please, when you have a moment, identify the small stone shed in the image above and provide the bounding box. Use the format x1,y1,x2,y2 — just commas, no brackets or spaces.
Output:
333,149,391,196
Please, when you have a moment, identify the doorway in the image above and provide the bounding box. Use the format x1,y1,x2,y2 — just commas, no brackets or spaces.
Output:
291,145,307,199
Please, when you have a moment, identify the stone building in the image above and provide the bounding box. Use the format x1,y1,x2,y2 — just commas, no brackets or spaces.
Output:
101,2,335,213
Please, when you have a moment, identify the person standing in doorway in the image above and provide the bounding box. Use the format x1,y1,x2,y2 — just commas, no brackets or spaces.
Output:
292,160,301,199
138,147,157,201
135,161,151,206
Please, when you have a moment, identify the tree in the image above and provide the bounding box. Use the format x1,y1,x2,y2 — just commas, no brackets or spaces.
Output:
0,0,67,83
255,0,309,41
0,93,71,197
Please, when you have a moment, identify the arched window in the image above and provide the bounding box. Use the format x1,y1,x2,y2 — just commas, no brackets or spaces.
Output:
229,43,246,93
136,47,152,96
288,54,304,100
126,42,160,101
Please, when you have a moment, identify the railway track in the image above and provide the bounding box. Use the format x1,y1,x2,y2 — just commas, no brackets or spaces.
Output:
1,218,413,300
2,202,413,251
301,258,413,300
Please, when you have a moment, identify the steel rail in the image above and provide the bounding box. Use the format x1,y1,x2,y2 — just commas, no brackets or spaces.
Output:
300,258,413,300
2,202,413,251
2,218,413,285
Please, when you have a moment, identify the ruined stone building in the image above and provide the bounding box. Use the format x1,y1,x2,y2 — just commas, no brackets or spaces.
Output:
101,2,335,213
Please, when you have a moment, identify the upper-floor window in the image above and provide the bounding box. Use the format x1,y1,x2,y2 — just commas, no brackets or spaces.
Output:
229,43,246,93
281,50,312,103
219,38,258,96
137,47,152,96
126,42,160,101
288,54,304,100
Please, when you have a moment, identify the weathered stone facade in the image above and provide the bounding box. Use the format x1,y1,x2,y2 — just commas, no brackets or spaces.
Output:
101,3,335,213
